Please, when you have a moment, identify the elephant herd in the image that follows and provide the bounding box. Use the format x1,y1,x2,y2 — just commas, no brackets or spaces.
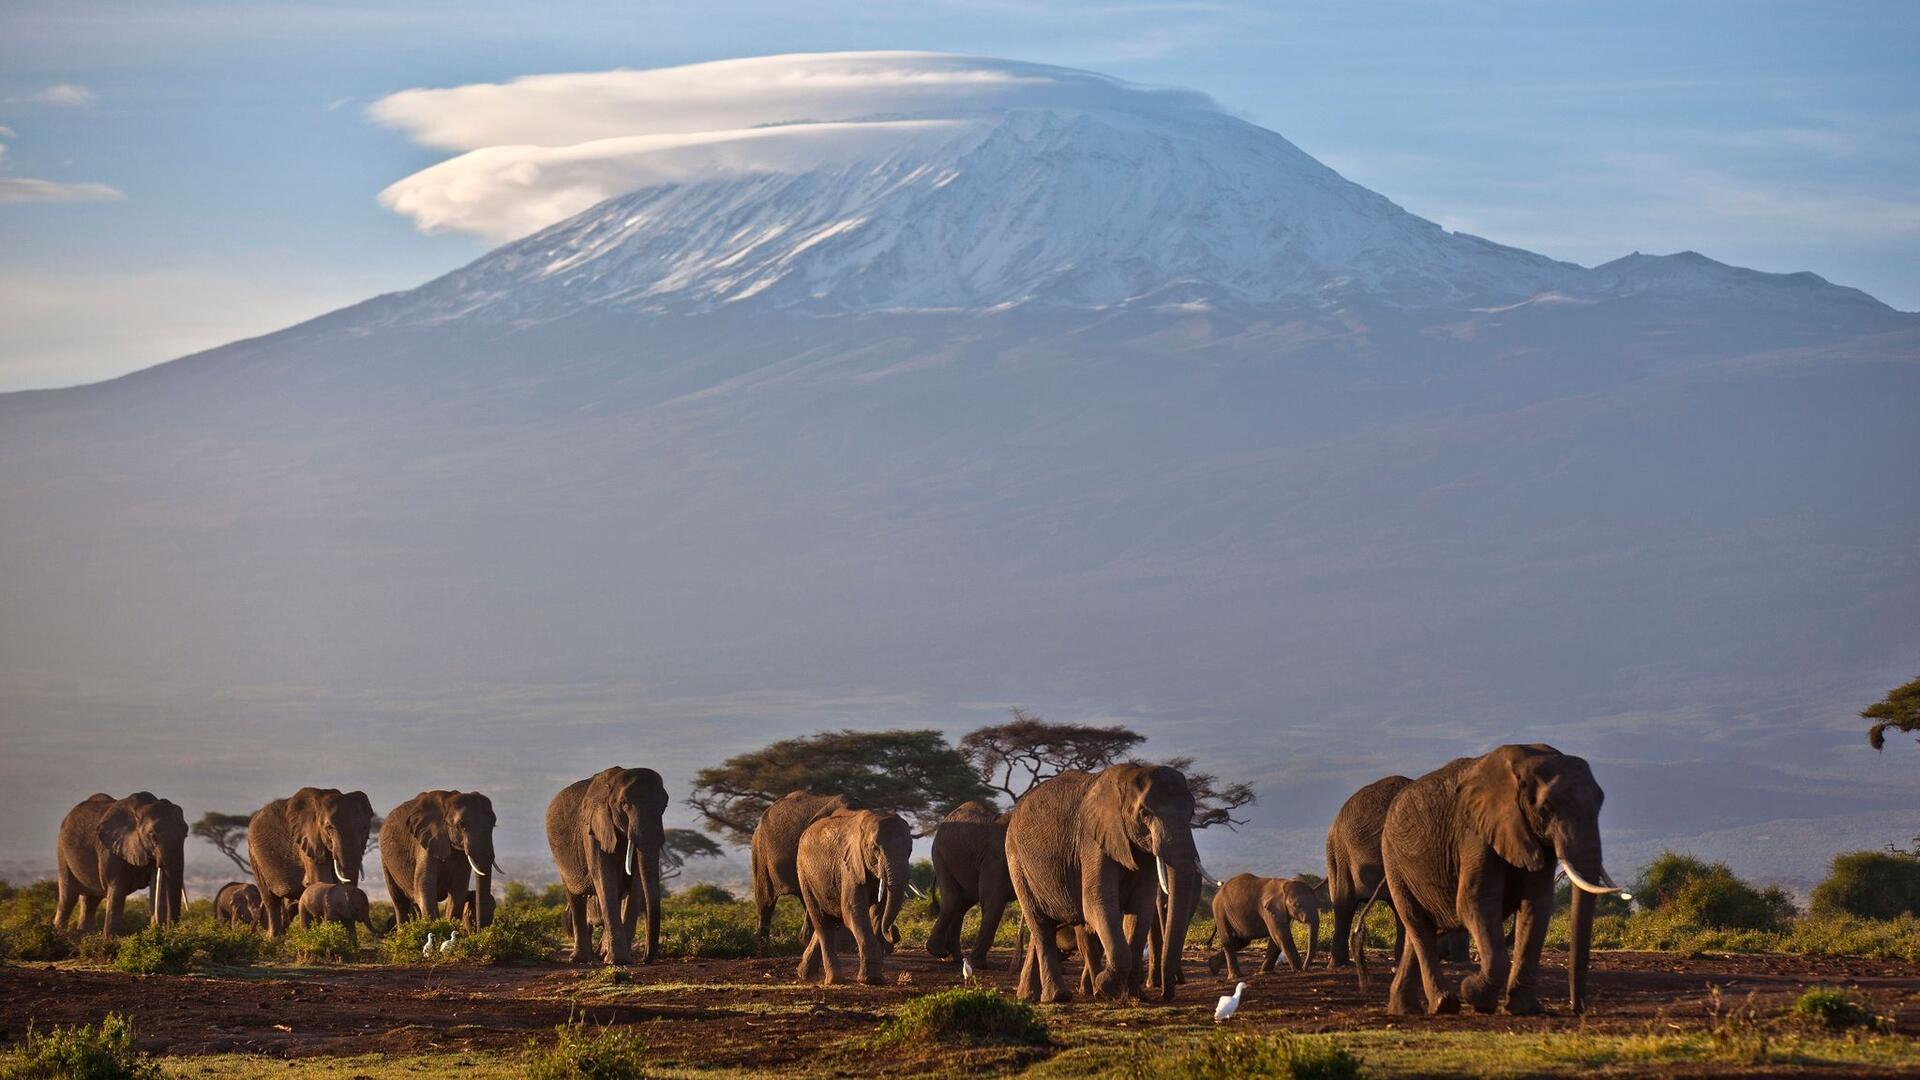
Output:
47,745,1627,1017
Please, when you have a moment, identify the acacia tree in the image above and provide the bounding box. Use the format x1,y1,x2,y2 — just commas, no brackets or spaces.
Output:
1865,676,1920,751
1155,755,1257,831
191,812,252,875
689,729,994,845
957,708,1147,804
661,828,724,883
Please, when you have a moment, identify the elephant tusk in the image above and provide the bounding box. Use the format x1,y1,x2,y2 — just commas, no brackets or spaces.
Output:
624,838,635,877
468,854,488,879
907,882,926,900
334,858,349,884
1155,858,1169,897
1560,858,1632,900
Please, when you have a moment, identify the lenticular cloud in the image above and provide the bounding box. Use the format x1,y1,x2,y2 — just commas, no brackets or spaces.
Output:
369,51,1221,241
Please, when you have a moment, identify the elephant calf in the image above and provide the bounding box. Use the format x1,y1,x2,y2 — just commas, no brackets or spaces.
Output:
298,882,376,943
215,881,266,928
795,809,911,986
1206,873,1324,978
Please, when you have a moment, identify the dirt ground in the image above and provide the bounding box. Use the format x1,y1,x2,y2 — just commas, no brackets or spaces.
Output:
6,948,1920,1072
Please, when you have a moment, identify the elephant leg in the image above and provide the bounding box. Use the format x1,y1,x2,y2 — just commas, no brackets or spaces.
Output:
1222,937,1245,980
1009,870,1070,1003
1503,876,1554,1016
926,867,964,959
54,874,79,931
1386,876,1455,1015
80,893,103,934
1264,908,1304,972
1078,926,1101,996
842,894,885,985
796,928,826,983
101,883,128,940
565,892,592,963
593,851,632,965
971,891,1009,970
1329,894,1354,967
1458,888,1510,1015
1016,936,1039,1001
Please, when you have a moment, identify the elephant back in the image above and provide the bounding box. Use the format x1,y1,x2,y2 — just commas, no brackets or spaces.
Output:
752,791,868,898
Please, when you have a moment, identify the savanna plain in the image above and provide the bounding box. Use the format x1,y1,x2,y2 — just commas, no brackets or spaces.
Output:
8,860,1920,1079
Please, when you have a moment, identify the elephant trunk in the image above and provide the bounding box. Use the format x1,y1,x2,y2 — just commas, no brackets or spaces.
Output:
878,848,907,948
1303,909,1320,971
1569,882,1595,1013
1158,866,1200,1001
418,856,440,921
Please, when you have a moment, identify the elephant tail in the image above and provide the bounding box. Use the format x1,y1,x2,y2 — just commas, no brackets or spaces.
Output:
927,878,940,918
1325,834,1344,903
1205,921,1217,948
1352,875,1388,993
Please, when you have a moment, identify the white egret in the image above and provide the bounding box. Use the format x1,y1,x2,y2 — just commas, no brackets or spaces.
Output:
1214,981,1246,1022
422,932,436,957
440,931,457,954
961,958,974,981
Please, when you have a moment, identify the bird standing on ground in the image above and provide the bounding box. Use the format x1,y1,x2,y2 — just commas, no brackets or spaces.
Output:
961,958,974,981
1215,981,1246,1022
421,932,435,957
440,931,457,954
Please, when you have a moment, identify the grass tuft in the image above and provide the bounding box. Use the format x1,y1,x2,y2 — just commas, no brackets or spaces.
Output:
0,1014,162,1080
1120,1032,1364,1080
524,1019,649,1080
1793,986,1882,1031
873,988,1049,1049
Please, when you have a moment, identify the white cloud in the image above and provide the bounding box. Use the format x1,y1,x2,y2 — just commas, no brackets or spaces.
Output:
0,178,122,203
369,51,1218,241
0,125,15,138
8,83,97,107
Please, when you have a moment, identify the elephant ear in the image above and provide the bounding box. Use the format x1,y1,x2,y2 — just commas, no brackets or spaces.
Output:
1088,767,1144,871
1460,749,1547,872
405,805,450,861
97,805,150,866
586,771,623,855
347,790,375,823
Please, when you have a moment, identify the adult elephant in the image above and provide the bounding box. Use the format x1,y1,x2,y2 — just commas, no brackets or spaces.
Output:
248,787,376,939
750,790,867,946
55,792,188,937
1005,763,1201,1003
794,808,912,985
1379,744,1627,1016
1325,775,1412,967
546,766,669,965
381,790,499,929
927,800,1014,968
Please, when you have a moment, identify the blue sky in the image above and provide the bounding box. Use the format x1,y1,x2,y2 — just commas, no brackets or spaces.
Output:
1,0,1915,390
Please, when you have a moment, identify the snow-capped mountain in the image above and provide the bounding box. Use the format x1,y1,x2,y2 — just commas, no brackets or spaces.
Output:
1,54,1916,885
388,106,1585,322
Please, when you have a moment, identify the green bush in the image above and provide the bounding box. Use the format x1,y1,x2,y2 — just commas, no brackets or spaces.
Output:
1633,852,1718,910
1666,870,1796,932
674,882,735,904
1793,987,1880,1031
0,1015,162,1080
112,922,262,974
383,916,460,963
657,900,764,959
503,880,571,910
524,1020,649,1080
461,905,561,962
1810,852,1920,920
873,988,1049,1049
276,921,360,964
1121,1032,1363,1080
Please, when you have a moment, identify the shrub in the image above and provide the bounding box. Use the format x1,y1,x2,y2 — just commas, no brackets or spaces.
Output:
0,1014,162,1080
873,988,1048,1049
675,883,735,905
461,905,561,962
524,1020,648,1080
1666,869,1796,932
113,922,262,974
0,881,75,962
383,916,460,964
1121,1032,1363,1080
657,901,762,959
1810,852,1920,920
1633,851,1717,911
1793,987,1880,1031
503,880,571,910
276,921,359,964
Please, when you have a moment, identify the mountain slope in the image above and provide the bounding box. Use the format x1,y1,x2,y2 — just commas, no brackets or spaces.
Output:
0,53,1915,874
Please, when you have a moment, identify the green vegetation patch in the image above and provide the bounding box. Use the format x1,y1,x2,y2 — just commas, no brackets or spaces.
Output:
0,1015,162,1080
1811,851,1920,920
1792,986,1884,1031
523,1020,650,1080
112,923,263,974
1114,1032,1363,1080
873,987,1050,1049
